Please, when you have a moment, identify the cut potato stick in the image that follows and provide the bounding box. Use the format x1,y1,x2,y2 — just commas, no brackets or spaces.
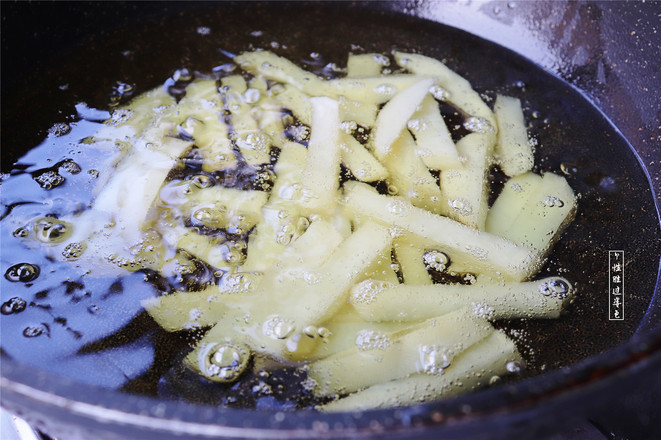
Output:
490,172,577,255
393,51,496,130
346,53,384,77
494,95,534,176
409,95,462,170
221,75,271,166
351,276,574,322
142,273,262,331
439,132,491,230
242,142,308,271
382,130,443,214
249,221,392,359
276,219,344,269
486,172,542,236
320,330,522,411
183,186,268,232
300,97,341,215
339,132,388,182
307,308,494,397
372,78,435,160
275,84,313,125
342,181,541,281
305,303,414,362
235,51,429,104
393,234,433,285
338,96,378,128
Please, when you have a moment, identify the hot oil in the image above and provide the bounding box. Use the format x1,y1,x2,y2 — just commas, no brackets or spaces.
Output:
2,3,660,410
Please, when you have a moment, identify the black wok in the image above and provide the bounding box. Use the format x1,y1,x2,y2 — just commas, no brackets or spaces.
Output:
1,2,660,439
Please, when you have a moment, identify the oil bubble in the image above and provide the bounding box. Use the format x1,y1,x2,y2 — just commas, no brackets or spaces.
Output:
62,242,86,260
263,316,295,339
506,361,522,374
419,345,451,375
356,329,390,351
33,170,65,190
539,278,571,298
423,250,449,272
200,342,250,383
1,297,27,315
23,324,49,338
463,116,495,134
5,263,40,283
34,217,72,243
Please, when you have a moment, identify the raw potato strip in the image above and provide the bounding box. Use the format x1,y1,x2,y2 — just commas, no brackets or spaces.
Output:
300,97,341,215
491,172,577,255
366,251,400,284
393,51,496,130
409,95,462,170
142,274,262,331
254,94,287,148
439,133,491,230
382,130,443,215
486,172,542,236
339,132,388,182
342,181,541,281
274,87,377,132
235,51,429,104
372,78,435,160
346,53,384,77
307,308,494,397
195,221,392,360
393,234,433,285
183,186,269,231
274,220,345,269
351,276,574,322
220,75,271,166
320,330,521,411
242,142,308,272
275,85,313,125
115,86,178,135
494,95,534,177
305,303,414,362
338,96,378,128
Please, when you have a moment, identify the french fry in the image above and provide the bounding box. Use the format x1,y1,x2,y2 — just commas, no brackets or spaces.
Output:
494,95,534,176
339,132,388,182
346,53,384,77
439,132,491,229
320,330,522,411
342,181,541,281
372,78,436,160
409,95,462,170
307,308,493,397
351,276,574,322
393,234,433,285
381,130,443,214
490,172,577,255
299,97,341,215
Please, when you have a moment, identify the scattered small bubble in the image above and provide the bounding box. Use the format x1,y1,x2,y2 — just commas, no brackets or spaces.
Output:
449,198,473,217
423,250,449,272
48,123,71,137
356,329,390,351
429,85,450,101
463,117,495,134
542,195,564,207
23,324,48,338
506,360,522,373
419,345,451,375
197,26,211,35
539,278,571,298
263,316,295,339
34,170,65,190
62,242,86,260
374,83,396,96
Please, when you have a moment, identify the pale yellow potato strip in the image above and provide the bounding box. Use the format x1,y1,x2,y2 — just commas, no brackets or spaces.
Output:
409,95,462,170
486,172,542,236
496,172,577,255
382,130,443,214
351,276,573,322
393,51,496,128
342,181,541,281
372,78,435,160
346,53,383,77
307,308,494,397
338,96,378,127
494,95,534,176
393,235,433,285
320,330,522,411
439,132,491,230
339,132,388,182
300,96,341,215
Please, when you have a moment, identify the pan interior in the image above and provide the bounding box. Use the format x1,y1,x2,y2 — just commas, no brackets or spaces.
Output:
1,2,660,411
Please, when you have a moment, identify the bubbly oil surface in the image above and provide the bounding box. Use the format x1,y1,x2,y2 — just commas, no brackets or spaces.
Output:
2,3,660,410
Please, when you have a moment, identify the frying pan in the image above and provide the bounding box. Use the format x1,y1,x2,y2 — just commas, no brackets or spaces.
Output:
1,1,660,439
